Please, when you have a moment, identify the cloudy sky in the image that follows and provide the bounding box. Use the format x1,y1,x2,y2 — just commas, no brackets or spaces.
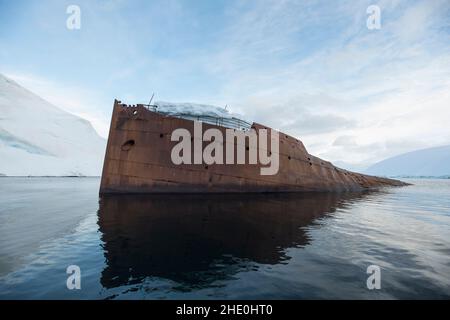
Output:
1,0,449,169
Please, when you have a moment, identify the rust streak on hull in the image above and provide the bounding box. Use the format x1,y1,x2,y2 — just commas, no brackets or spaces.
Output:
100,100,407,194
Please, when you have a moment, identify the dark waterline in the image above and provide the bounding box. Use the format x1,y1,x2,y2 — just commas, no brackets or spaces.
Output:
0,177,449,299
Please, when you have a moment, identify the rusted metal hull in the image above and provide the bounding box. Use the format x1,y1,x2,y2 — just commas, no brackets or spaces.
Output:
100,100,407,194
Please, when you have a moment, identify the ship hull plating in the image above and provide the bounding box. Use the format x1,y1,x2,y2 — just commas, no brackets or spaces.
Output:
100,100,406,194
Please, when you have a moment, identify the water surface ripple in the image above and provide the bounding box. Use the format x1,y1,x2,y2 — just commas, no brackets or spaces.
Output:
0,178,449,299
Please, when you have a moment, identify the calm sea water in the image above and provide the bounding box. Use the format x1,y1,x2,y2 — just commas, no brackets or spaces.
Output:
0,177,449,299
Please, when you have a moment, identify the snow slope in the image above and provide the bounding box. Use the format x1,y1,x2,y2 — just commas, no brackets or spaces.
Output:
365,145,450,177
0,73,106,176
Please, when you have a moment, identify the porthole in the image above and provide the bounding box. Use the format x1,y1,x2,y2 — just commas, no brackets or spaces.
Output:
121,140,135,151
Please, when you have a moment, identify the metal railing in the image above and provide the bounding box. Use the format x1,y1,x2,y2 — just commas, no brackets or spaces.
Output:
141,104,252,131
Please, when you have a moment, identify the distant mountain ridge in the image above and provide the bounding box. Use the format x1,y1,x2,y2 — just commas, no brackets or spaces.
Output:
365,145,450,177
0,73,106,176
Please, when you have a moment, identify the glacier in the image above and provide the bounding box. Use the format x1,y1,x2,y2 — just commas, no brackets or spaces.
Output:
0,73,106,176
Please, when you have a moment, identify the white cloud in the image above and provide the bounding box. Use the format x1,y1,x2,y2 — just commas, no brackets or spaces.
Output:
201,0,450,168
2,0,449,168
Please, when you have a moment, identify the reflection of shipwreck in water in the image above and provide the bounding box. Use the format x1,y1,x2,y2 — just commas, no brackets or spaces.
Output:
100,100,407,194
98,192,370,289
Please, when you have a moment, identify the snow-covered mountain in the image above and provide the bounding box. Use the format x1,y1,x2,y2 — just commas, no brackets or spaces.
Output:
365,145,450,177
0,73,106,176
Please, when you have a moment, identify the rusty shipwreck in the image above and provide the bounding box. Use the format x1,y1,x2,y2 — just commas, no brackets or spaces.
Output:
100,100,406,194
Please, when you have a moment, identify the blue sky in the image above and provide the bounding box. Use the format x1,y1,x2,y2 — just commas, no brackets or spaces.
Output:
1,0,449,168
